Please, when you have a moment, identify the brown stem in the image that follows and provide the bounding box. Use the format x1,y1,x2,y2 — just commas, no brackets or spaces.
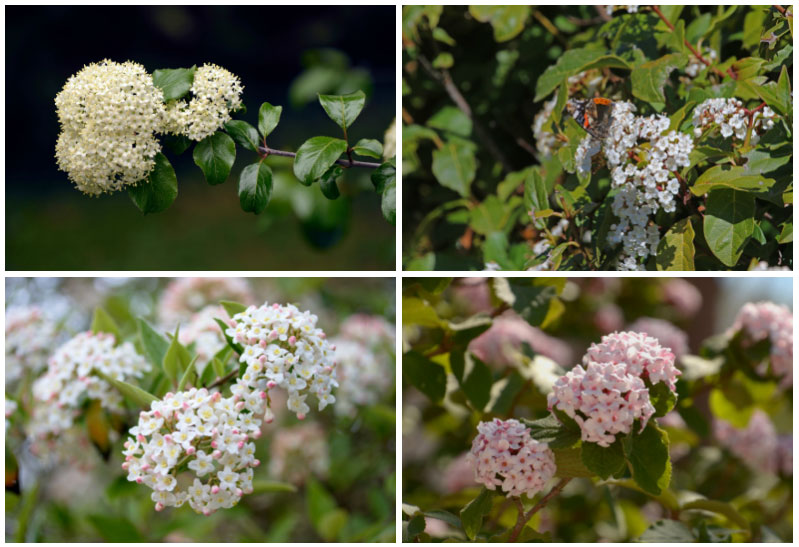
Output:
257,146,381,169
508,478,572,542
773,5,786,14
206,368,239,390
417,54,513,173
651,5,737,80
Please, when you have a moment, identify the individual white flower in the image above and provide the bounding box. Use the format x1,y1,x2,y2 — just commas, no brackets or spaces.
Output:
55,59,167,195
468,419,556,497
268,422,330,485
164,63,244,141
6,306,59,386
225,302,338,418
30,331,150,436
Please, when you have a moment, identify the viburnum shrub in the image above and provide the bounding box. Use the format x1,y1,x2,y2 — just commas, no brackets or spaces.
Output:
402,277,793,542
54,59,396,225
402,5,792,270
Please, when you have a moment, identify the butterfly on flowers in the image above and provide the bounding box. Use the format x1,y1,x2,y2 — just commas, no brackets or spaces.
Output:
565,97,615,140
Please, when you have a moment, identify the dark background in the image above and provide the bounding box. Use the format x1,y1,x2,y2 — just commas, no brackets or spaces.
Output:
6,5,396,270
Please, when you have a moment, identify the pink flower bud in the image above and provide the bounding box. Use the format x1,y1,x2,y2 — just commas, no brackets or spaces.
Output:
297,413,306,420
320,333,326,339
211,485,220,494
153,410,161,418
252,459,261,467
259,391,267,399
272,303,280,309
137,435,146,442
330,344,336,351
288,336,296,346
186,446,196,455
141,463,150,471
121,462,129,470
235,401,245,411
266,381,276,389
155,502,164,512
136,477,143,483
211,441,218,449
165,392,173,399
237,441,245,449
252,429,262,439
212,450,222,459
227,319,237,328
259,339,267,348
236,488,243,497
164,434,173,443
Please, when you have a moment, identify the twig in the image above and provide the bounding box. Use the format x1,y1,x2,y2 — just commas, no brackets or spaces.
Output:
257,146,381,169
651,5,737,80
417,54,513,173
206,368,239,390
773,5,786,14
509,478,572,542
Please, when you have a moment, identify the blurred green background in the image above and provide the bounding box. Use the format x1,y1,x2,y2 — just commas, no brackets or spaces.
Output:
6,6,396,270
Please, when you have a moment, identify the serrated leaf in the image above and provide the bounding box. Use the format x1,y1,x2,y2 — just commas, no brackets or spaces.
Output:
403,351,447,402
318,90,366,132
152,66,196,101
704,189,755,267
258,102,282,138
193,132,236,185
128,153,177,214
238,162,273,214
225,120,261,152
460,487,493,541
90,308,121,340
94,369,159,408
293,136,348,186
352,138,383,159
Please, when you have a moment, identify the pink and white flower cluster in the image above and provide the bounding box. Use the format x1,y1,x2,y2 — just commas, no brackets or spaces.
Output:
731,301,792,387
548,331,680,447
30,331,150,436
469,418,556,497
159,277,253,326
225,303,338,419
693,98,776,144
268,422,330,485
5,305,59,385
123,387,262,514
627,317,689,359
178,305,229,371
713,410,779,474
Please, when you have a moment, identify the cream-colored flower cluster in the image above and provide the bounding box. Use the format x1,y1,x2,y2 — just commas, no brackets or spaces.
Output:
55,60,167,195
164,64,244,141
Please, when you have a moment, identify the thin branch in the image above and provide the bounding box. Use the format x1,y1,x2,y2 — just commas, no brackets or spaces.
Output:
206,368,239,390
417,54,513,173
257,146,381,169
508,478,572,542
773,5,786,14
651,5,737,80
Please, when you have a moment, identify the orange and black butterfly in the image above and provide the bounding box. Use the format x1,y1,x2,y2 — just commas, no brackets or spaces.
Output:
565,97,614,139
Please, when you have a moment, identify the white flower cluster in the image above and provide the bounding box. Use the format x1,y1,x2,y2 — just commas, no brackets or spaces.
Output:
333,314,395,416
693,98,776,144
179,305,228,371
525,219,571,271
548,361,654,447
123,387,262,514
226,303,338,419
5,306,58,385
164,64,244,141
268,422,329,485
469,419,556,497
731,301,793,387
606,5,639,15
30,331,150,436
584,331,681,391
159,277,253,326
532,96,559,158
589,101,694,268
685,47,717,78
713,410,779,474
628,317,689,359
548,331,680,446
55,60,167,195
751,261,791,271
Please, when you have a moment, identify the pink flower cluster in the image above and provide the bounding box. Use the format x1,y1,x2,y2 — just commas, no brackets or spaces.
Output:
469,419,556,497
713,411,779,474
584,331,681,391
548,361,654,447
628,317,689,359
159,277,253,326
731,301,792,387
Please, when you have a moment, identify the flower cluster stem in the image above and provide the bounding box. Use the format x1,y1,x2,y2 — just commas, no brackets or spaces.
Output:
508,478,572,542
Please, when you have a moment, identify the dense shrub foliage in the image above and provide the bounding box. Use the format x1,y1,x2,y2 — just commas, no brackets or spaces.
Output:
402,6,792,270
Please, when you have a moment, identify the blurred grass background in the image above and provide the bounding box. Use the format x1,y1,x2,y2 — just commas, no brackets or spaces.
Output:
6,6,396,271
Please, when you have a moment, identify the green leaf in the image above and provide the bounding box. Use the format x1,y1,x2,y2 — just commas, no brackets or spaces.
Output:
709,388,753,428
581,439,626,480
318,90,366,132
523,414,581,449
507,281,560,327
427,106,472,137
460,355,493,411
371,159,396,194
432,27,456,46
293,136,348,186
192,132,236,185
403,351,447,402
691,165,776,195
681,499,749,530
639,519,695,542
552,447,594,478
87,514,145,542
490,372,524,415
535,47,630,101
524,168,549,214
656,217,696,271
90,308,121,340
152,66,196,101
460,487,493,540
649,382,677,417
381,176,396,226
352,138,383,159
631,53,687,104
225,120,261,152
468,5,531,42
163,326,191,382
163,134,192,155
404,514,426,542
128,153,177,214
238,162,273,214
703,189,755,267
220,301,247,317
306,477,338,532
258,102,283,138
94,369,159,408
138,319,169,368
624,424,671,496
319,165,343,200
177,355,199,391
431,137,477,197
212,357,226,379
432,52,454,69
